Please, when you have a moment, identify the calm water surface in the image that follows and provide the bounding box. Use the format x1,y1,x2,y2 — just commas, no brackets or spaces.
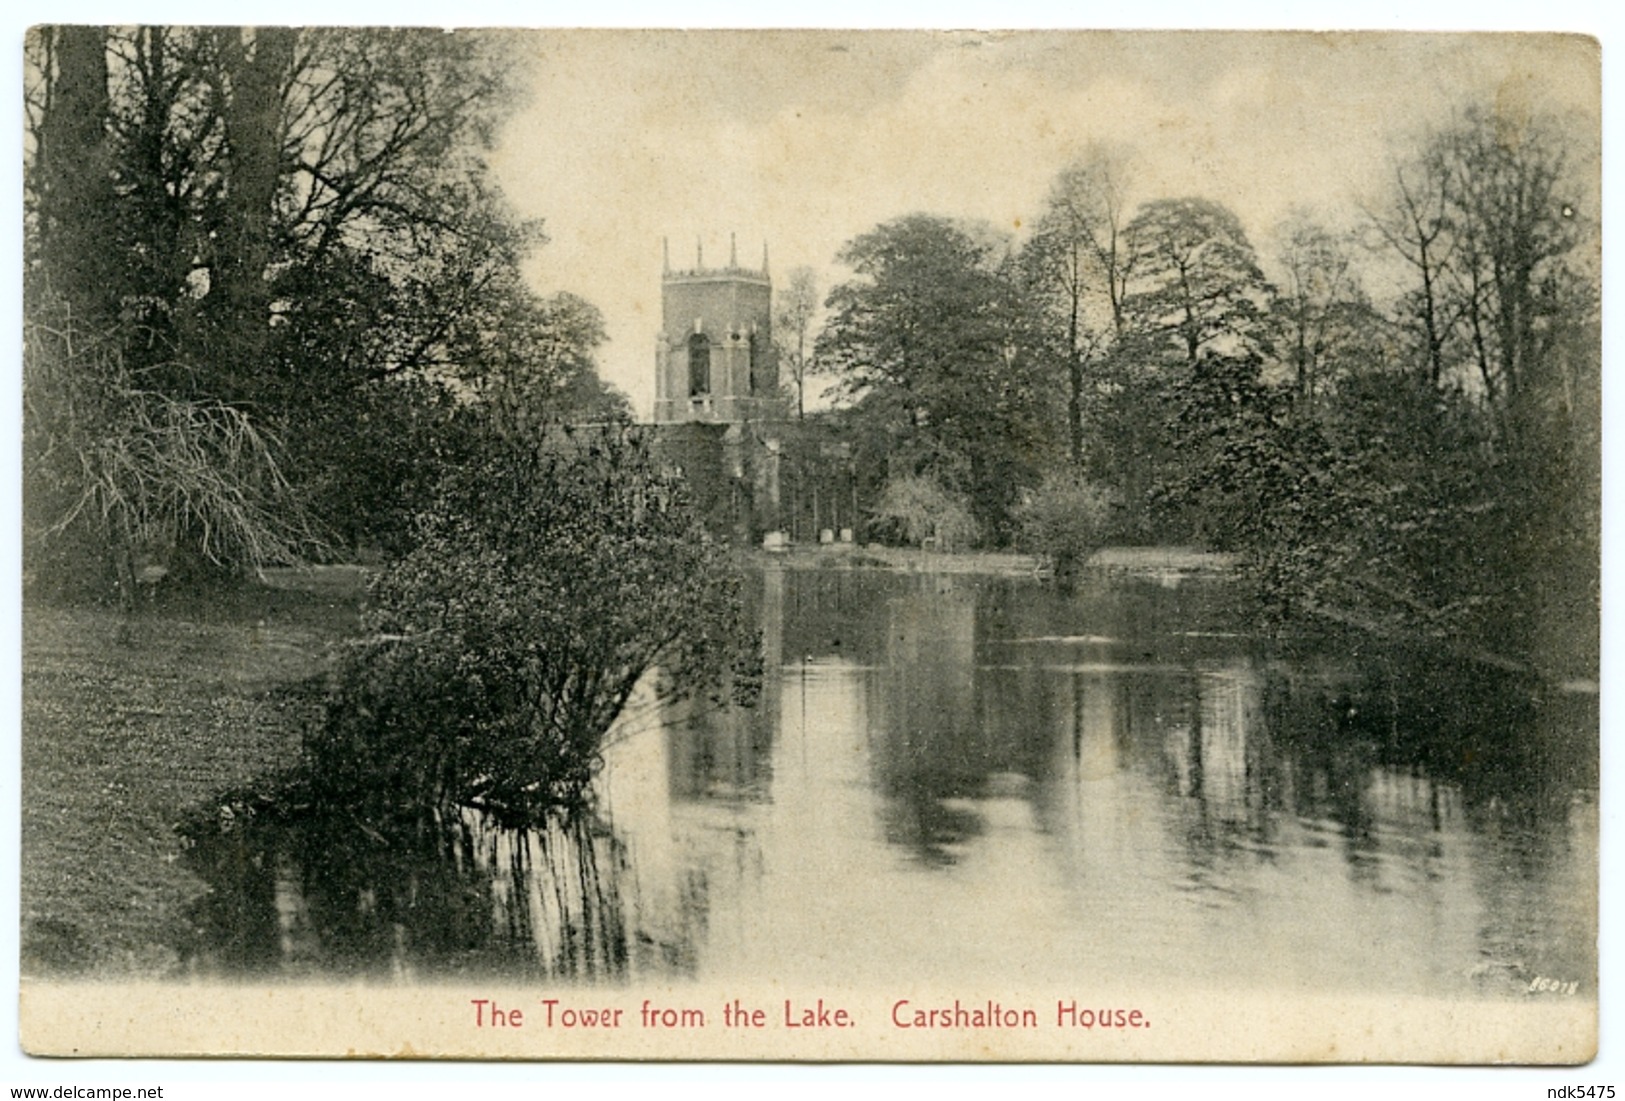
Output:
182,566,1598,998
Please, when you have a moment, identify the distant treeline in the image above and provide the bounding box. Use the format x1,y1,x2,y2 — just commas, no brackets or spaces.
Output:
797,112,1596,673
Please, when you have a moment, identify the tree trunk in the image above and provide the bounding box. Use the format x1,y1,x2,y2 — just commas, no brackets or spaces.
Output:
35,26,117,328
213,27,296,404
1067,294,1084,465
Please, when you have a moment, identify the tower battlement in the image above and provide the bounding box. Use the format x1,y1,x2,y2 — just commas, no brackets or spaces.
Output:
663,266,771,285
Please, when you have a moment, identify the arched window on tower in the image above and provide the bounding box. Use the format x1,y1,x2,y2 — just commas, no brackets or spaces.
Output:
688,333,711,397
748,332,760,393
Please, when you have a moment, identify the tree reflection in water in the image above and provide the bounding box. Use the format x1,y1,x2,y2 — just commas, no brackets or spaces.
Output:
178,798,665,980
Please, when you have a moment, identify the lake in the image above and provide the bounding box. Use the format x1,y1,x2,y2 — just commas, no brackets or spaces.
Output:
180,564,1598,1002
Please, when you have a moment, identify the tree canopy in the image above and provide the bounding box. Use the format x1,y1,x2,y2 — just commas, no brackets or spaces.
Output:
818,214,1060,541
1119,196,1273,368
24,27,630,586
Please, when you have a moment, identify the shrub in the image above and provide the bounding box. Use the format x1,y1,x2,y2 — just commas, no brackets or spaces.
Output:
1014,470,1115,587
305,428,760,827
23,303,320,602
283,375,472,561
868,474,979,551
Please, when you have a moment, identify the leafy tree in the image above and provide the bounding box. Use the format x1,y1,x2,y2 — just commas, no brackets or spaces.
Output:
1120,197,1273,368
551,367,636,428
1234,373,1525,641
24,28,321,597
1091,197,1276,542
467,291,625,435
1012,470,1114,588
1403,105,1597,666
818,214,1058,542
1211,101,1598,672
1149,350,1285,549
23,27,625,584
286,374,468,559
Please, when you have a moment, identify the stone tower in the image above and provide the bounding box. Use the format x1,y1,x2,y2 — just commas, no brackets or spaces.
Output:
654,235,779,424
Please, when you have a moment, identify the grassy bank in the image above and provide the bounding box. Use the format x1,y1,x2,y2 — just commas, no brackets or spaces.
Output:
20,581,362,976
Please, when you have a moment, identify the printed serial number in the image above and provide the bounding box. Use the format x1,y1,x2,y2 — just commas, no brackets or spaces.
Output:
1529,976,1580,995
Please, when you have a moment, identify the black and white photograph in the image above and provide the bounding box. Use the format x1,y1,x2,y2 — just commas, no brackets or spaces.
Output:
15,24,1602,1065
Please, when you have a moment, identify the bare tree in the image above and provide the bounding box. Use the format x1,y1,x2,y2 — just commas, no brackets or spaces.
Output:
1272,211,1377,403
773,266,819,420
1365,103,1592,417
1363,155,1457,388
1434,106,1589,419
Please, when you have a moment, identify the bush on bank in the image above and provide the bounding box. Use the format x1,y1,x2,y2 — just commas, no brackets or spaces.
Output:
1013,470,1115,588
304,428,761,827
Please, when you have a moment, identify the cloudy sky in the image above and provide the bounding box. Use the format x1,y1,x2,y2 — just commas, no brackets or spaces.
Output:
487,30,1598,418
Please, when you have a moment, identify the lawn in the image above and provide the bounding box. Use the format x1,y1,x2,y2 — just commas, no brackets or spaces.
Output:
20,574,364,977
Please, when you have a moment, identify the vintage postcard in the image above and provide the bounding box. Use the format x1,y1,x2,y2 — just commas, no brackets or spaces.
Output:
18,28,1600,1062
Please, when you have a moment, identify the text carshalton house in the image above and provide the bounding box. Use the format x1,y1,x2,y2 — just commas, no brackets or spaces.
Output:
890,1000,1154,1030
